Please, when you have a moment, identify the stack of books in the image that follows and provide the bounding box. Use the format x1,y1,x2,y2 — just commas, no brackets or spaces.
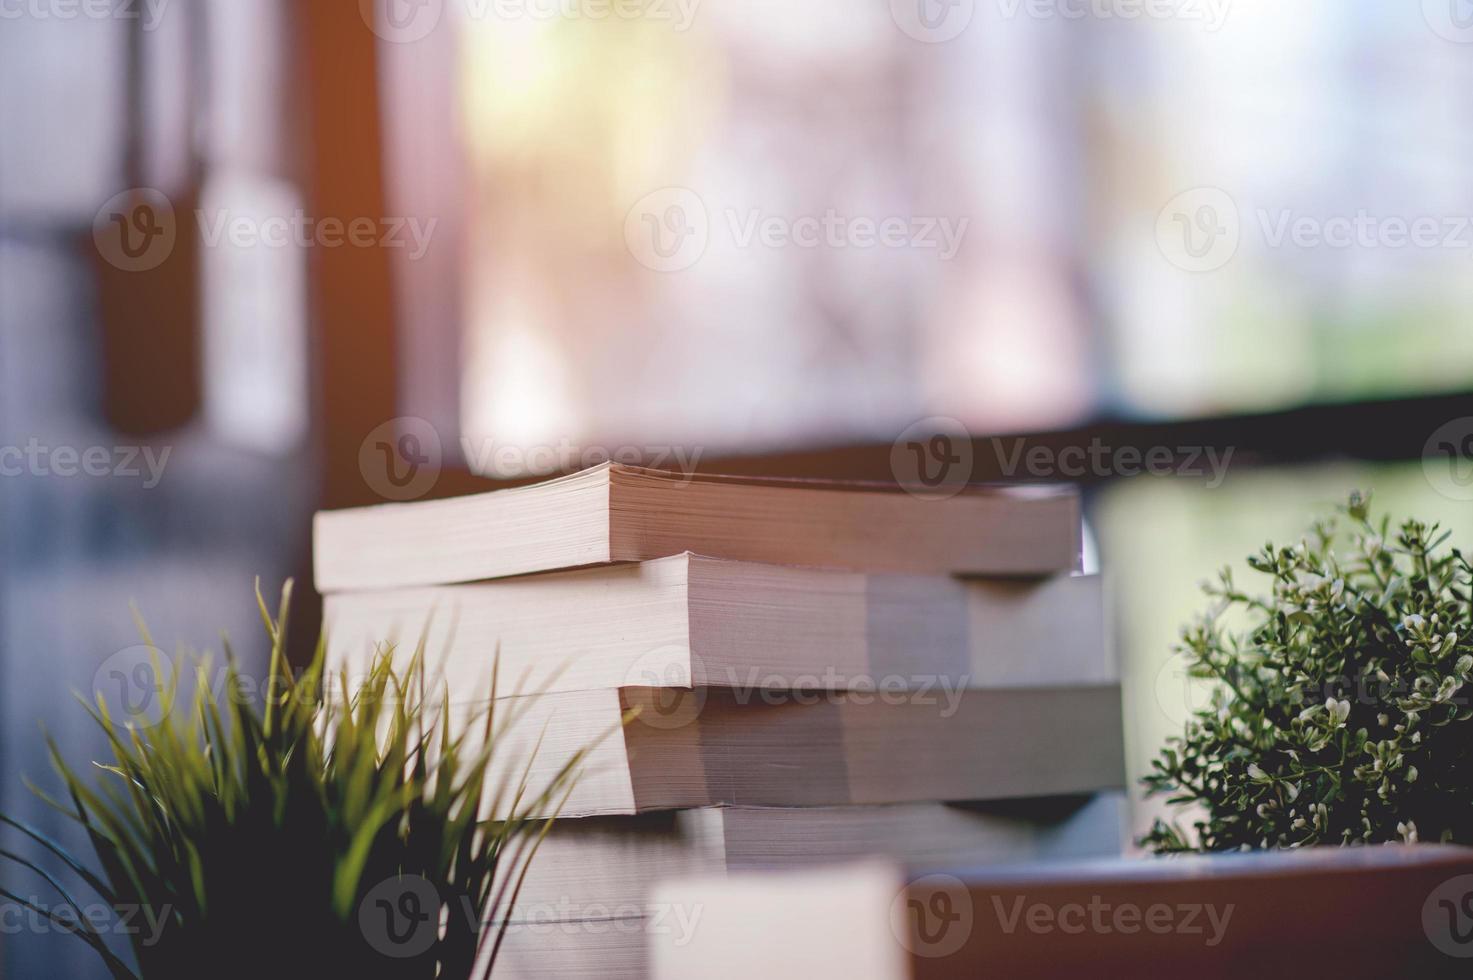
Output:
314,463,1127,978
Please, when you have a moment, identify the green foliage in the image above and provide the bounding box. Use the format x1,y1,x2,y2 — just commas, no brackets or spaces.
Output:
0,582,597,979
1142,492,1473,854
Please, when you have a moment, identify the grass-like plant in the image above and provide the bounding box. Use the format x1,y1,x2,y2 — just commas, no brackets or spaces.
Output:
1143,493,1473,853
0,582,599,979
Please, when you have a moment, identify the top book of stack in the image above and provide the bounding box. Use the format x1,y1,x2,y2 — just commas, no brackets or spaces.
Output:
313,463,1082,592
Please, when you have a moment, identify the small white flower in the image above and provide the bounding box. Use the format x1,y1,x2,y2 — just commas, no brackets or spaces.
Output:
1403,614,1425,630
1247,763,1267,781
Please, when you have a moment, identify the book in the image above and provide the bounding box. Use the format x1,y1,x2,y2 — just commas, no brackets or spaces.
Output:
650,845,1473,980
482,684,1124,819
325,556,1111,699
498,795,1126,923
313,463,1082,592
487,795,1127,980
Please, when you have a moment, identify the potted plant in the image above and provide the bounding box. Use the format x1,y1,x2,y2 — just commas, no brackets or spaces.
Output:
0,582,594,979
1144,493,1472,853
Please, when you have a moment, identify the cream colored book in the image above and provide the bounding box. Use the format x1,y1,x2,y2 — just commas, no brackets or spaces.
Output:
649,846,1473,980
499,795,1126,923
488,796,1126,980
313,463,1082,592
324,556,1111,699
482,685,1124,819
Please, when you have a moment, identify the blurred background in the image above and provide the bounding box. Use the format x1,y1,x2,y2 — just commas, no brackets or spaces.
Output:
3,0,1473,974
